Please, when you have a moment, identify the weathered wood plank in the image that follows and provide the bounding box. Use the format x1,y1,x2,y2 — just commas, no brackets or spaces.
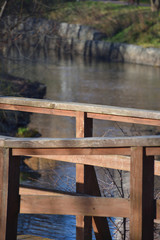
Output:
1,102,160,127
0,148,9,240
20,195,130,217
130,147,154,240
87,113,160,126
22,155,160,176
24,154,130,169
0,103,76,117
84,165,112,240
17,192,160,221
156,199,160,220
1,97,160,120
76,112,112,240
2,135,160,149
12,146,160,157
146,147,160,156
17,235,51,240
18,186,160,221
12,148,131,156
19,186,85,197
76,112,93,240
6,153,20,240
0,148,20,240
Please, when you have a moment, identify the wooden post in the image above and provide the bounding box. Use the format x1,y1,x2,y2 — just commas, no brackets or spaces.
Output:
76,112,111,240
76,112,92,240
0,148,20,240
130,147,154,240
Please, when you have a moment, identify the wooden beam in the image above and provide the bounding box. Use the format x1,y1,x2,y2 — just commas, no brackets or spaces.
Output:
25,154,130,170
0,148,20,240
18,194,160,221
19,186,79,197
130,147,154,240
12,148,131,156
21,155,160,176
156,199,160,220
87,113,160,126
0,148,9,240
3,135,160,149
1,97,160,121
17,188,160,222
76,112,112,240
0,103,76,117
84,165,112,240
146,147,160,156
19,195,130,217
76,112,93,240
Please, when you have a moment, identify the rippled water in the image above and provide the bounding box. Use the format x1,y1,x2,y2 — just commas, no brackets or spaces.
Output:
2,54,160,239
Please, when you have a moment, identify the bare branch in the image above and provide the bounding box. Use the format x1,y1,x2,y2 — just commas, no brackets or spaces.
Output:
0,1,7,18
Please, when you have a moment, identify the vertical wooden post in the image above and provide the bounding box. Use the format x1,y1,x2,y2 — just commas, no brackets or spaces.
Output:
0,148,20,240
0,147,9,240
130,147,154,240
76,111,92,240
86,165,112,240
76,111,112,240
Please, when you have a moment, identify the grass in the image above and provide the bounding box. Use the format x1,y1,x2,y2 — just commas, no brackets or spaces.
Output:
45,1,160,48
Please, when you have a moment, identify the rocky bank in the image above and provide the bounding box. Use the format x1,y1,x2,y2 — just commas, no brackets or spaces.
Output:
0,72,46,136
0,16,160,66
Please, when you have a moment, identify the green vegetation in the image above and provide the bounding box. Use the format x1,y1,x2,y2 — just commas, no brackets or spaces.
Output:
1,0,160,47
16,127,40,138
47,1,160,48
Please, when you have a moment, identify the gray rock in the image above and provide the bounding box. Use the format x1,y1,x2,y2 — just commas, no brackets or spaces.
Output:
1,16,160,67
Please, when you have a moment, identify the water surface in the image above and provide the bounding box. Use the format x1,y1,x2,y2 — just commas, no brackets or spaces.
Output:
2,54,160,239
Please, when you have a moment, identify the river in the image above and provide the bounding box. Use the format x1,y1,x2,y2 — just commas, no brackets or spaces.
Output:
1,54,160,239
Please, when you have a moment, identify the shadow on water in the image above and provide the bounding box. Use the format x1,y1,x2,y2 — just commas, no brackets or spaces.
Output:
1,53,160,239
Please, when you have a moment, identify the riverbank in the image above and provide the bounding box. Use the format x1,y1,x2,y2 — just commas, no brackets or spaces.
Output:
1,1,160,66
47,1,160,48
0,72,46,136
1,16,160,67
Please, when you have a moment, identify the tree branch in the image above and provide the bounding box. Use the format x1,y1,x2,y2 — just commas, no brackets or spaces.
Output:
0,1,7,18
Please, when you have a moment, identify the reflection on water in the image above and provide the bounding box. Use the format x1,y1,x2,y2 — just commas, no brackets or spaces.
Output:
18,214,76,240
2,54,160,239
19,161,77,239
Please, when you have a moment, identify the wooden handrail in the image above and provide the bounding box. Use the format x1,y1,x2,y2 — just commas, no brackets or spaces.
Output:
1,135,160,148
0,96,160,120
0,96,159,240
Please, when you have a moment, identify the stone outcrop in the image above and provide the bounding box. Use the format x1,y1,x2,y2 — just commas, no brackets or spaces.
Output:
0,16,160,66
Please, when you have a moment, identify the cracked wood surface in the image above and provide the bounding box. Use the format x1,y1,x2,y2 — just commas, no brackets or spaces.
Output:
1,96,160,120
1,135,160,148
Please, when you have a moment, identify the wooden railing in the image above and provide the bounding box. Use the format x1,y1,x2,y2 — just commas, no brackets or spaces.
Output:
0,96,160,240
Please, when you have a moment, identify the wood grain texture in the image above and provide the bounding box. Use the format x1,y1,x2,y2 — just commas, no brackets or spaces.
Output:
130,147,154,240
6,152,20,240
0,148,9,240
2,135,160,149
12,146,160,157
76,112,112,240
20,193,160,221
20,155,160,176
1,97,160,120
17,235,51,240
12,148,130,156
19,186,86,197
87,113,160,126
20,195,130,217
0,148,20,240
23,154,130,169
0,103,76,117
76,112,93,240
18,186,160,222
